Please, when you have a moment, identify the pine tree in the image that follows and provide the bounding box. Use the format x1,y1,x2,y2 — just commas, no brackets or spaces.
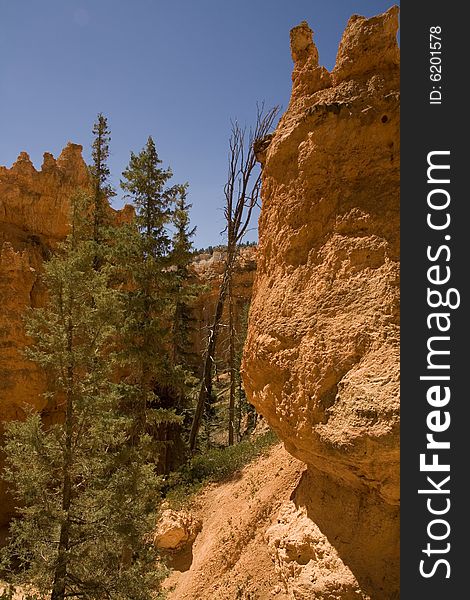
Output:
170,185,197,369
121,136,177,259
0,192,166,600
171,184,194,268
119,137,184,471
89,113,115,267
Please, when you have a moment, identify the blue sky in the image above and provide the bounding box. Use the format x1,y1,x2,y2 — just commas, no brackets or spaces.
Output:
1,0,397,248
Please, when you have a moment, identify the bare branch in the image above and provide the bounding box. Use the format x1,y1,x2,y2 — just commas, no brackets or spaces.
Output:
189,103,279,451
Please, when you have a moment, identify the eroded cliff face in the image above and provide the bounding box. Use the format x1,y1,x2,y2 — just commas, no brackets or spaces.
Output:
243,7,399,599
0,145,91,526
0,145,89,422
0,144,132,526
190,246,256,370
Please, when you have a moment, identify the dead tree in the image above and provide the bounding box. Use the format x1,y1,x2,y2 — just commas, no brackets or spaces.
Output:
189,104,279,451
228,273,236,445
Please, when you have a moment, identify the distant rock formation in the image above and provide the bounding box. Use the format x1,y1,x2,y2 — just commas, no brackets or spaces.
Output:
0,144,89,243
0,144,132,526
243,6,399,599
190,246,256,371
0,145,89,429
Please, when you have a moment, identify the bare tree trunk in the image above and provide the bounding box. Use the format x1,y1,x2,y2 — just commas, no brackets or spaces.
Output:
189,257,234,451
228,277,236,446
189,104,279,452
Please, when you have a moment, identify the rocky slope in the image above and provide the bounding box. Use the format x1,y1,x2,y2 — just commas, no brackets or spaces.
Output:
160,441,392,600
243,7,400,599
162,444,304,600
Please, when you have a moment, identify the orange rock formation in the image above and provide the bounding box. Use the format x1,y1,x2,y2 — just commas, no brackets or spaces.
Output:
0,144,132,526
190,246,256,369
243,7,400,598
0,144,89,422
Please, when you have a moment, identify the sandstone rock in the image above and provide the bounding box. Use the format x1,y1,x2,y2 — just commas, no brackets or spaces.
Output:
0,243,46,422
267,502,369,600
154,509,201,551
333,6,399,84
0,145,91,440
289,21,332,101
243,4,399,502
0,144,132,526
0,144,89,243
267,467,399,599
243,7,399,598
189,245,256,369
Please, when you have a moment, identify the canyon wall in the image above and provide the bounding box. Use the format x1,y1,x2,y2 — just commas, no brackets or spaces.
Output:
0,144,135,526
0,145,88,426
243,7,400,599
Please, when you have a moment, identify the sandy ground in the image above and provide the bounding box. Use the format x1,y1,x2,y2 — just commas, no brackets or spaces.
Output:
2,444,304,600
163,443,305,600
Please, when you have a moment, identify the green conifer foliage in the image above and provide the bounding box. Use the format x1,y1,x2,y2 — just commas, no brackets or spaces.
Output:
121,136,177,259
0,192,166,600
170,185,198,369
120,137,184,471
89,114,115,244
